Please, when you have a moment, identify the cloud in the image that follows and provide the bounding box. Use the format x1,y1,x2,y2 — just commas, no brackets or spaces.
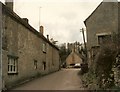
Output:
13,1,102,44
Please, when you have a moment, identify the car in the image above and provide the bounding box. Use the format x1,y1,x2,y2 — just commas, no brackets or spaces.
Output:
74,63,81,68
67,66,74,68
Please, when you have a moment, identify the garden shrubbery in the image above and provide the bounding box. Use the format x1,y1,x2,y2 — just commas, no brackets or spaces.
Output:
81,33,120,90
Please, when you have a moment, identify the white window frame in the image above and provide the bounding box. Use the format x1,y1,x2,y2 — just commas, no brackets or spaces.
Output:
8,55,18,74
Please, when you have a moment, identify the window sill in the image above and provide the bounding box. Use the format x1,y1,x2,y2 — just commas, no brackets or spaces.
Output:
8,72,18,75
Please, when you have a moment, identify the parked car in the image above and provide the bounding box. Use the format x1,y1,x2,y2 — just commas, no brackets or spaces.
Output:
74,63,81,68
67,65,74,68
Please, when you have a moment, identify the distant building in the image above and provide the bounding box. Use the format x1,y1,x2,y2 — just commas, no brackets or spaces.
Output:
66,49,83,66
0,1,60,90
66,42,83,66
67,41,82,53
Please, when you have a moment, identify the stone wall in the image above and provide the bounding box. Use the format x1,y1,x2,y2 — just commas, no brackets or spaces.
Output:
85,2,118,50
2,4,60,89
83,2,120,89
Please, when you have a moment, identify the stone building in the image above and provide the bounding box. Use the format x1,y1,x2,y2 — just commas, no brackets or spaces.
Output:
84,1,120,87
66,42,83,66
67,42,83,53
84,1,119,66
0,1,60,90
66,49,83,66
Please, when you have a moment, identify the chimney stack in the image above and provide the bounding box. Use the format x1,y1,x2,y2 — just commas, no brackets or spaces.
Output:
47,35,49,40
5,0,13,10
39,26,44,35
22,18,29,23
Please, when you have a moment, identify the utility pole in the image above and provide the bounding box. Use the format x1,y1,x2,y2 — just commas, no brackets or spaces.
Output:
80,28,87,58
0,2,3,92
80,28,88,73
80,28,87,63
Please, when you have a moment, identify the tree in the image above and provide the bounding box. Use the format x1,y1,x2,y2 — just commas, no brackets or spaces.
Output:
59,44,71,68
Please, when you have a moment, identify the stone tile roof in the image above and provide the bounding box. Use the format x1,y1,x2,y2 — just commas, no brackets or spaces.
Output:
1,2,59,50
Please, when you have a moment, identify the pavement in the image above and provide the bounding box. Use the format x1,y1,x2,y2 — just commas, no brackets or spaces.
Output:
12,68,85,90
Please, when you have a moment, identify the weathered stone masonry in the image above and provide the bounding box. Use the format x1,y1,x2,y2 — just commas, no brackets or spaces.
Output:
1,2,60,89
84,1,120,88
84,2,119,68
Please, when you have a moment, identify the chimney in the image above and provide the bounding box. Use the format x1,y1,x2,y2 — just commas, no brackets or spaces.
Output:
39,26,44,35
47,35,49,40
5,0,13,10
22,18,29,23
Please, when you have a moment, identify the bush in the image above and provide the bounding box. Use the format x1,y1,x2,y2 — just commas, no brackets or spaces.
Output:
81,33,120,89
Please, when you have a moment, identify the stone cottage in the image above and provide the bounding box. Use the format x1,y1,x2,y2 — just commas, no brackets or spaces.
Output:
84,1,120,87
66,49,83,67
84,1,120,66
0,1,60,90
66,42,83,67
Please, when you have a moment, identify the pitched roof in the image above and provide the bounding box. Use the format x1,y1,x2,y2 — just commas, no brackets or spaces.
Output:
1,2,59,50
84,2,103,26
84,1,119,26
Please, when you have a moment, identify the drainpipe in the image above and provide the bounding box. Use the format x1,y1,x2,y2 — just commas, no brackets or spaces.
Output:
0,2,3,92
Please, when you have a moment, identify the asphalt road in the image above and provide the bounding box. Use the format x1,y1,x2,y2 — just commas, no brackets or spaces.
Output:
12,68,84,90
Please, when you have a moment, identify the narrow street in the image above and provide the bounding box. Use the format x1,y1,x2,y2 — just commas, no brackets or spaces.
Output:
12,69,84,90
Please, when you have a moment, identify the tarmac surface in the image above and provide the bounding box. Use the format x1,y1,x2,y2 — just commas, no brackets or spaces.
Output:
12,68,84,90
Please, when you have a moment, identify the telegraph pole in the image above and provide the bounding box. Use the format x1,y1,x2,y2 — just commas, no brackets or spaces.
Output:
80,28,87,60
80,28,88,73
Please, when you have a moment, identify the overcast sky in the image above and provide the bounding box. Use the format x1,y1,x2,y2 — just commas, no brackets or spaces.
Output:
1,0,104,44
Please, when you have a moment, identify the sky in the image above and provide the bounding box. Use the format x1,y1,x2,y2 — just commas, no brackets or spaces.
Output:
1,0,105,44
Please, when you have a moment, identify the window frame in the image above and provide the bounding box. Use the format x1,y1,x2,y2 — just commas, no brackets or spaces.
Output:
7,55,19,75
98,35,111,45
96,33,111,45
42,43,46,53
34,60,38,70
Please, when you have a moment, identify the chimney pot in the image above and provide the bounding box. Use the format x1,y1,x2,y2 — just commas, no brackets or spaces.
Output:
47,35,49,40
22,18,29,23
39,26,44,35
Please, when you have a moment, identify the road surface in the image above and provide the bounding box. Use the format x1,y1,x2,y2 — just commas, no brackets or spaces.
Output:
12,68,84,90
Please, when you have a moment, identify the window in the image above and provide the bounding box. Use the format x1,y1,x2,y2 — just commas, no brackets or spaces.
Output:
34,60,37,69
52,49,54,66
42,43,46,53
43,62,46,70
98,35,111,45
8,55,18,74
